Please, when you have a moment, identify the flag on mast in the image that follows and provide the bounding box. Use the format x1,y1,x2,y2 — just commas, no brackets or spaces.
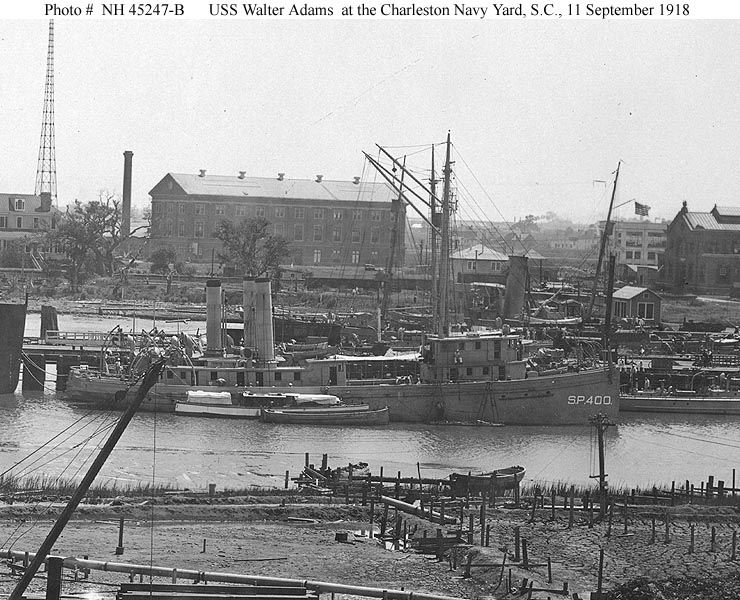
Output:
635,202,650,216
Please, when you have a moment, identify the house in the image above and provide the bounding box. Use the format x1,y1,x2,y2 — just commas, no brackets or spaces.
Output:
662,202,740,294
612,286,662,324
0,191,62,266
450,244,509,283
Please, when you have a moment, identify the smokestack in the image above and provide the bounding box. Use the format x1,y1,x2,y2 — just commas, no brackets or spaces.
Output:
243,277,256,352
503,255,528,321
205,279,223,355
122,151,133,236
254,278,275,362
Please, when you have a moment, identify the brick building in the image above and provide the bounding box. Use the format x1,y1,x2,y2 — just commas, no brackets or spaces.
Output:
148,172,404,268
662,202,740,294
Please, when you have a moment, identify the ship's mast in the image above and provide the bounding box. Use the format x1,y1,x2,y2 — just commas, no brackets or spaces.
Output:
438,132,452,335
430,146,439,334
381,156,406,322
586,161,621,320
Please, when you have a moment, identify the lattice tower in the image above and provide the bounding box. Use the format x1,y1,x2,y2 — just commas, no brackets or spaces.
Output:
34,20,57,204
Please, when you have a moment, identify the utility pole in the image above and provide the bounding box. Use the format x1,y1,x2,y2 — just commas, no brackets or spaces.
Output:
589,413,613,517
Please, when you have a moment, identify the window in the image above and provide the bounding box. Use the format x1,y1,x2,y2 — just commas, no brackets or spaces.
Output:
236,205,247,217
351,228,360,243
255,206,265,218
0,216,6,228
295,207,305,219
482,366,490,375
333,210,343,220
313,249,321,264
166,203,174,213
16,217,22,228
371,211,381,222
14,198,25,210
351,250,360,264
275,206,286,218
353,210,362,221
273,223,285,237
33,217,40,229
625,251,633,259
194,222,204,238
332,227,342,242
215,205,224,216
293,372,301,381
274,372,282,381
475,341,482,350
153,203,162,214
178,222,185,237
467,261,474,270
370,228,379,244
634,251,641,260
294,224,304,241
466,367,473,376
313,225,323,241
178,204,185,214
637,302,654,320
313,208,324,219
331,250,341,263
195,204,205,215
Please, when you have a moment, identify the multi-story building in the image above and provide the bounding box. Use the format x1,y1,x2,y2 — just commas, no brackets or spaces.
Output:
598,219,667,268
148,172,404,268
0,192,60,261
662,202,740,295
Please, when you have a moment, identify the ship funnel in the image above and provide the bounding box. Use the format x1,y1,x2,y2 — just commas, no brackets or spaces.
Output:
503,255,528,321
205,279,223,355
254,278,275,362
242,277,256,352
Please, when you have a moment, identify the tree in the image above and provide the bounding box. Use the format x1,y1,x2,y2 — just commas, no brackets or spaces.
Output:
48,192,147,291
215,217,290,278
0,240,27,268
150,247,178,274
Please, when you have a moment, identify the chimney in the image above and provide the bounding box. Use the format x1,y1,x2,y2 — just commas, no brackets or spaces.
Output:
205,279,223,355
315,174,323,183
199,169,207,178
353,176,361,185
254,278,275,362
277,172,285,181
122,151,133,236
243,277,256,352
238,171,246,179
39,191,52,212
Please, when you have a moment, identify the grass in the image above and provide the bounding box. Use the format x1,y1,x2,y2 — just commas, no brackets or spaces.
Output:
661,297,740,326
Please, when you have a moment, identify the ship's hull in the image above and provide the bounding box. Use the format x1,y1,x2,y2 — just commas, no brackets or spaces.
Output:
620,393,740,415
261,406,389,426
66,367,618,425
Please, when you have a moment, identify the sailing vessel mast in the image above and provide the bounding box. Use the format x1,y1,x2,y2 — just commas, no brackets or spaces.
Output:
430,146,439,335
381,157,406,322
586,161,621,320
438,132,452,335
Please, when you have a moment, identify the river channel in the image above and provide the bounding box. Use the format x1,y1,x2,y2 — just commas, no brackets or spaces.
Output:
0,311,737,492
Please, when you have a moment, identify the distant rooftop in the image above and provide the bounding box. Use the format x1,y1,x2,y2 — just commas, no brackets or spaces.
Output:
151,173,396,204
678,204,740,231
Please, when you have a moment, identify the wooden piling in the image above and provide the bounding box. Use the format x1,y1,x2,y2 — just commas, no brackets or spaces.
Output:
305,452,309,468
284,470,289,489
45,556,64,600
606,500,614,538
369,495,375,538
116,517,125,555
468,514,474,545
622,495,628,534
551,488,556,521
547,556,552,583
732,530,737,561
710,526,716,552
689,523,694,554
650,518,656,544
521,538,529,569
514,526,521,562
321,454,328,471
486,524,491,547
596,549,604,600
664,514,670,544
568,486,575,529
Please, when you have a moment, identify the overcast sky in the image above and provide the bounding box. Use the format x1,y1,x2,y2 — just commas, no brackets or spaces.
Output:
1,18,739,224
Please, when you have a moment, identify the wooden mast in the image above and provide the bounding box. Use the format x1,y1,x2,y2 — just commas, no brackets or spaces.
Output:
381,156,406,322
586,161,621,320
430,146,438,335
438,132,452,335
9,358,168,600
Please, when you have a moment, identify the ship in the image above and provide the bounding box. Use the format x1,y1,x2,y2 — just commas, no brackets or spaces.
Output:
65,138,619,424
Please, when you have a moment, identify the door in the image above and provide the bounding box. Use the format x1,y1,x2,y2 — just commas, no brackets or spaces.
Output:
329,366,337,385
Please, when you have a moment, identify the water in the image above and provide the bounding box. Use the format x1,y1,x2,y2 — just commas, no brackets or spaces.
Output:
8,311,740,492
1,389,738,492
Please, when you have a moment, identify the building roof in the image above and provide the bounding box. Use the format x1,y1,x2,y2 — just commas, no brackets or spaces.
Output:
152,173,396,204
453,244,509,262
613,285,660,300
0,193,56,214
679,204,740,231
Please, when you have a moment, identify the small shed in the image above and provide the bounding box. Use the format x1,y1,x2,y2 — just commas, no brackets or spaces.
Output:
612,286,662,324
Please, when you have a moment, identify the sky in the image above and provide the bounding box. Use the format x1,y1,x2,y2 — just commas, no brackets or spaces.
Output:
1,16,740,225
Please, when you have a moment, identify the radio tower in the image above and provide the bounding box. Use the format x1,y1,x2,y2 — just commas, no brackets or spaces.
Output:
35,20,57,205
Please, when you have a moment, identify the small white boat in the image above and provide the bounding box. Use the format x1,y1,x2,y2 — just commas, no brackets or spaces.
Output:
174,390,342,419
261,405,390,426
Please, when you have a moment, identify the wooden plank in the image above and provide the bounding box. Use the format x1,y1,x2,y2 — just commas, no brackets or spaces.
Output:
118,594,315,600
119,584,306,594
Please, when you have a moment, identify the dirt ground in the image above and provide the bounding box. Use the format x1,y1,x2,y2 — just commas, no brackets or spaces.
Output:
1,496,739,599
